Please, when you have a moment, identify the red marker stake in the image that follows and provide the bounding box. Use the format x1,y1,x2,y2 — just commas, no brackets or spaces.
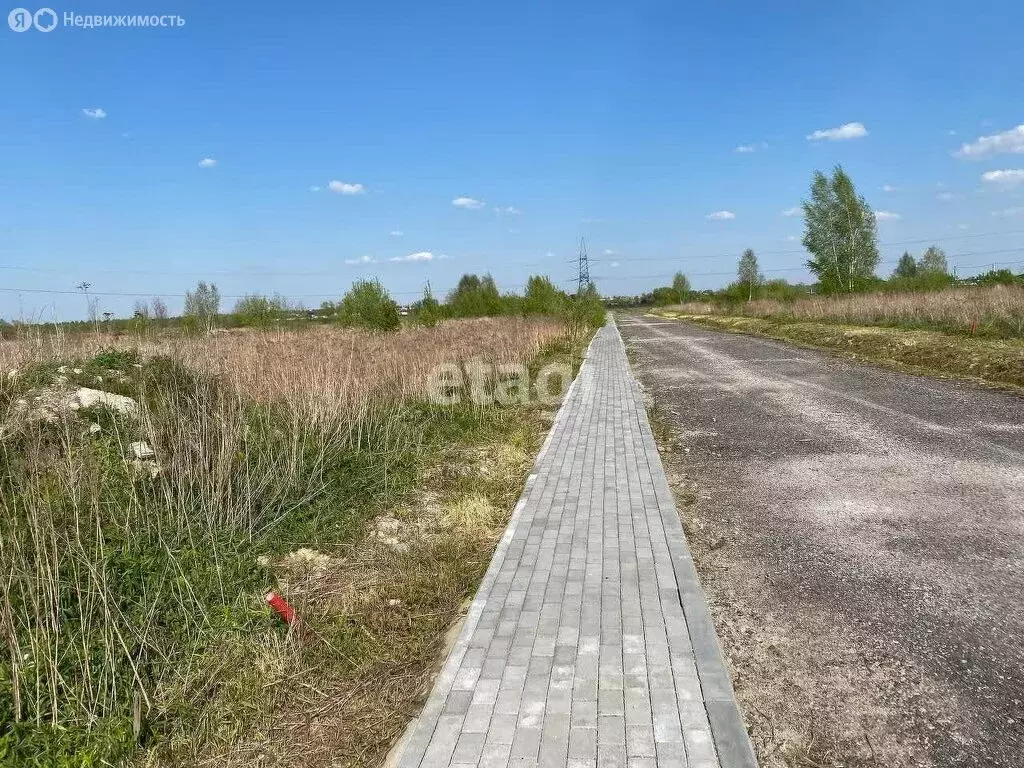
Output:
266,592,296,624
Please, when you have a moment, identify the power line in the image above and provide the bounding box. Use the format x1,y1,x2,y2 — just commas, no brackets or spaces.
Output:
5,229,1021,280
592,256,1024,283
589,228,1024,265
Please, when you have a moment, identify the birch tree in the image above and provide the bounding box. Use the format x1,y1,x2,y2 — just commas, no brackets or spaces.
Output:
737,249,761,300
802,166,879,293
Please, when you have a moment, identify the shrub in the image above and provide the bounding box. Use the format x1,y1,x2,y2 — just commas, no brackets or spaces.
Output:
523,275,565,315
338,279,401,332
650,286,679,306
414,285,442,328
447,274,504,317
561,283,606,338
232,294,289,328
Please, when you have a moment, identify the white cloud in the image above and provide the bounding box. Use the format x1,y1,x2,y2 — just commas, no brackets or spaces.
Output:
881,184,898,193
82,108,107,119
947,129,957,136
784,235,798,242
806,122,867,141
875,210,902,221
992,207,1024,218
603,249,616,256
981,169,1024,187
610,261,620,268
452,196,485,209
344,255,375,265
494,205,521,215
958,224,970,230
705,210,735,221
198,157,217,168
389,230,403,237
734,145,755,153
955,125,1024,159
390,251,435,262
780,206,802,217
309,185,322,192
937,191,958,201
328,180,365,194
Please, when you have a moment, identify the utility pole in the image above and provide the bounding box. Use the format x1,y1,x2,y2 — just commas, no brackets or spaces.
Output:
576,237,591,294
75,281,98,332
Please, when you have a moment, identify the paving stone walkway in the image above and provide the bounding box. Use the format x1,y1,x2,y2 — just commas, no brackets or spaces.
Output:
394,321,756,768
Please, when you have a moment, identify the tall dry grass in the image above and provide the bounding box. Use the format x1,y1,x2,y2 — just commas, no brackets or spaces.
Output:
671,284,1024,337
2,317,566,411
0,317,568,764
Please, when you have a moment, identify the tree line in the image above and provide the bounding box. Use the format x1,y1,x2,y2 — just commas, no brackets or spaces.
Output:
75,273,604,335
317,273,604,333
638,165,1022,307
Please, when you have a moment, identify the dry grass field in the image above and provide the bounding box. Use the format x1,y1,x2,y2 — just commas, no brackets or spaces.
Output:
671,284,1024,338
0,317,577,767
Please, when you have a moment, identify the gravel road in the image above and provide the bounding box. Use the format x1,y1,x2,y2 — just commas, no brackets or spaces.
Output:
616,313,1024,768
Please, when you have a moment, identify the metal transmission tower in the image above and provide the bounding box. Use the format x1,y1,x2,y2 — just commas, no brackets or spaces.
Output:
576,237,591,294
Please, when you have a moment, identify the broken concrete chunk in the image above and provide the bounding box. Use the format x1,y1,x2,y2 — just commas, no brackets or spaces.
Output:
73,388,139,416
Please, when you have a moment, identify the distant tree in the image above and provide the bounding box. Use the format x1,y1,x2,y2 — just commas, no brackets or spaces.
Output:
761,278,808,302
183,281,221,331
802,166,880,293
968,268,1021,287
447,274,481,317
477,275,503,315
523,275,564,315
338,279,401,331
416,284,441,328
893,252,918,279
233,294,288,328
672,272,691,302
918,245,949,275
151,296,168,320
447,273,504,317
132,299,150,319
651,286,680,306
737,249,761,300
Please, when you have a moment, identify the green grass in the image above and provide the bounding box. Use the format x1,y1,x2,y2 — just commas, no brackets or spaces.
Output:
0,334,591,767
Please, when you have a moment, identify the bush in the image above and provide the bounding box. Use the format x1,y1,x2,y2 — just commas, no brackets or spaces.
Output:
561,283,606,337
338,279,401,332
232,294,289,328
968,269,1022,288
413,286,442,328
447,274,504,317
523,275,565,315
885,271,956,293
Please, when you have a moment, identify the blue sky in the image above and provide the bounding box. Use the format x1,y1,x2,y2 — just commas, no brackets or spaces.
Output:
3,0,1024,320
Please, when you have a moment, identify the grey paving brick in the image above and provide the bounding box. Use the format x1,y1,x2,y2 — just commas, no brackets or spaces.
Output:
392,322,755,767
